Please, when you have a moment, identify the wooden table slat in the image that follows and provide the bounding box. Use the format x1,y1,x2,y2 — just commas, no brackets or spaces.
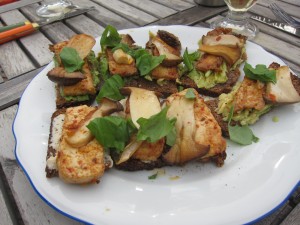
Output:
71,0,137,29
122,0,178,18
0,67,45,111
93,0,158,26
0,9,53,67
151,0,195,11
281,203,300,225
258,0,300,19
150,5,227,26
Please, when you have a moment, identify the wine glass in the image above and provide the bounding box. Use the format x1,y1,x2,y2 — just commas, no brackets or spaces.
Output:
211,0,259,39
36,0,73,18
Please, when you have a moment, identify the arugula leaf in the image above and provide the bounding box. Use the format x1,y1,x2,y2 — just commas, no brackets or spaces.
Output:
244,62,276,84
100,25,122,50
60,47,84,72
183,48,200,72
228,106,259,145
185,88,196,99
148,172,158,180
87,116,133,153
135,52,165,76
136,107,177,143
96,74,124,102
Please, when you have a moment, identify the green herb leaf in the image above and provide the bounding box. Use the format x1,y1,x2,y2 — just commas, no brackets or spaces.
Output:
183,48,200,72
60,47,84,72
100,25,122,51
87,116,132,153
185,88,196,99
136,107,177,143
136,53,165,76
227,106,259,145
96,74,124,102
148,172,158,180
244,62,277,84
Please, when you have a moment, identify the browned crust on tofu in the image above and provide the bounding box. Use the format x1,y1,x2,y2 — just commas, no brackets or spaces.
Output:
124,77,178,97
106,48,138,77
180,68,240,97
205,99,239,138
46,108,66,178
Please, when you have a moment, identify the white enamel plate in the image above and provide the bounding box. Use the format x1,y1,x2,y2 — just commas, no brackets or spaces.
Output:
14,26,300,225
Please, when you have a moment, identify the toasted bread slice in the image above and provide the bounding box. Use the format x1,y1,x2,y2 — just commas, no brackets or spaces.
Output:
66,34,96,60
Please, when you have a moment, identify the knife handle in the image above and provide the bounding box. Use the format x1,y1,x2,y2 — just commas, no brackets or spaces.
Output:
0,23,38,45
0,21,32,33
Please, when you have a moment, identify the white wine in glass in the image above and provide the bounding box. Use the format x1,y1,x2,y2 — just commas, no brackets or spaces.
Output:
36,0,73,17
211,0,258,39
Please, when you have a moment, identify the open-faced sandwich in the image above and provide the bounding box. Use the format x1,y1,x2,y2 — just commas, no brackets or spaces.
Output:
206,62,300,138
100,26,180,97
47,34,101,108
180,27,247,97
89,84,227,171
45,98,123,184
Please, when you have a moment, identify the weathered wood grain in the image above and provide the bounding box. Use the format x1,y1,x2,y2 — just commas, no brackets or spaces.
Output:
70,0,137,29
0,67,44,111
93,0,158,26
0,40,36,80
0,177,13,225
151,0,195,11
0,9,53,67
258,0,300,19
255,201,292,225
0,0,40,14
281,203,300,225
150,5,227,25
122,0,177,18
280,0,300,6
64,15,104,38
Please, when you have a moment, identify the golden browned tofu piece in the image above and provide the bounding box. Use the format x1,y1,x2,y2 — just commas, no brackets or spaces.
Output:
62,61,96,96
196,54,224,72
57,105,105,184
106,49,138,77
132,138,165,161
234,77,265,112
151,65,179,80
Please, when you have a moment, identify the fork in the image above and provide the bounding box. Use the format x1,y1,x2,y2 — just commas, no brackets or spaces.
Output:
269,3,300,28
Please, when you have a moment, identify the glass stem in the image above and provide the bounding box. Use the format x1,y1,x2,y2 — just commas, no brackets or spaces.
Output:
227,10,248,22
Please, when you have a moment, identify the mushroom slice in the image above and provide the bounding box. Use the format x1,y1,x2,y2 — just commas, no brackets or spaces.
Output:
47,67,86,86
199,44,241,66
157,30,181,51
65,98,123,148
265,66,300,104
163,89,226,165
121,87,161,128
202,34,245,48
151,36,182,67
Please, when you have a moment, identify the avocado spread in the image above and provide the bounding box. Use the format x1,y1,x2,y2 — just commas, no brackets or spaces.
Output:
217,83,272,125
188,62,228,89
59,87,90,102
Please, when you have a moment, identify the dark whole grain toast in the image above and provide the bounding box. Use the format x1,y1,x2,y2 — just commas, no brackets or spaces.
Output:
113,156,167,171
46,108,66,178
55,85,96,109
180,68,240,97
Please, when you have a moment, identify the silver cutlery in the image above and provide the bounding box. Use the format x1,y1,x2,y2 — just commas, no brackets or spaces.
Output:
269,3,300,28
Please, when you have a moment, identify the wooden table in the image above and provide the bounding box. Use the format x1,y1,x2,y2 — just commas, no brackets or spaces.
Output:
0,0,299,224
